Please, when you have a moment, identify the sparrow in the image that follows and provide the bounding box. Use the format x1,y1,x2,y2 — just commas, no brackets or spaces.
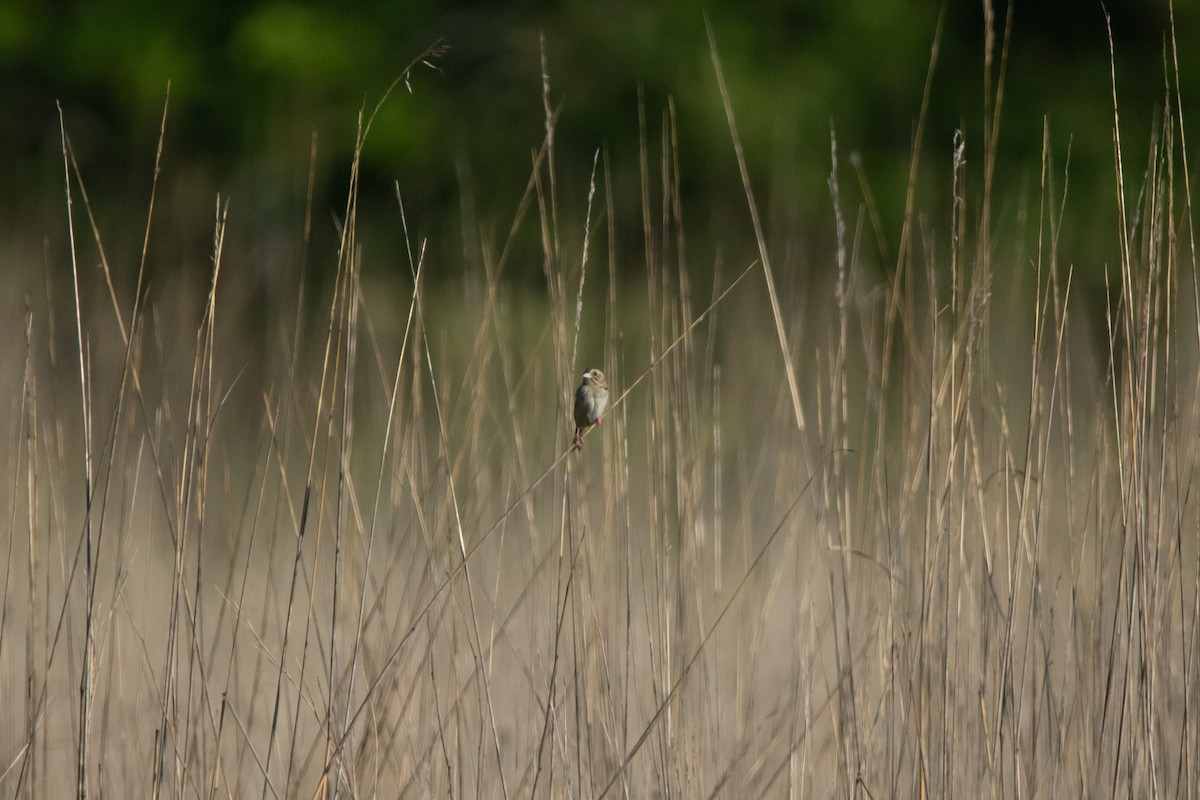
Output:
573,368,609,451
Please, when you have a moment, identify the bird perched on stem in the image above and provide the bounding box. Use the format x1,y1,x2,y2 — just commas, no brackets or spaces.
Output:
573,368,609,451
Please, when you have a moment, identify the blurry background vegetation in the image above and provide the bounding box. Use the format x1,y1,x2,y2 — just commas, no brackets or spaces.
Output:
1,0,1194,297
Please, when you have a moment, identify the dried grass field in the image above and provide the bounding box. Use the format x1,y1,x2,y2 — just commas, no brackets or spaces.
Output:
2,26,1198,799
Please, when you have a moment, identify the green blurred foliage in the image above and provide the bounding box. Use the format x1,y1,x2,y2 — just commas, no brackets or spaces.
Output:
2,0,1195,290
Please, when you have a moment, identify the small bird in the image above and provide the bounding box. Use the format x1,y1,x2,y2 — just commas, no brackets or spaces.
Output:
573,368,609,451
